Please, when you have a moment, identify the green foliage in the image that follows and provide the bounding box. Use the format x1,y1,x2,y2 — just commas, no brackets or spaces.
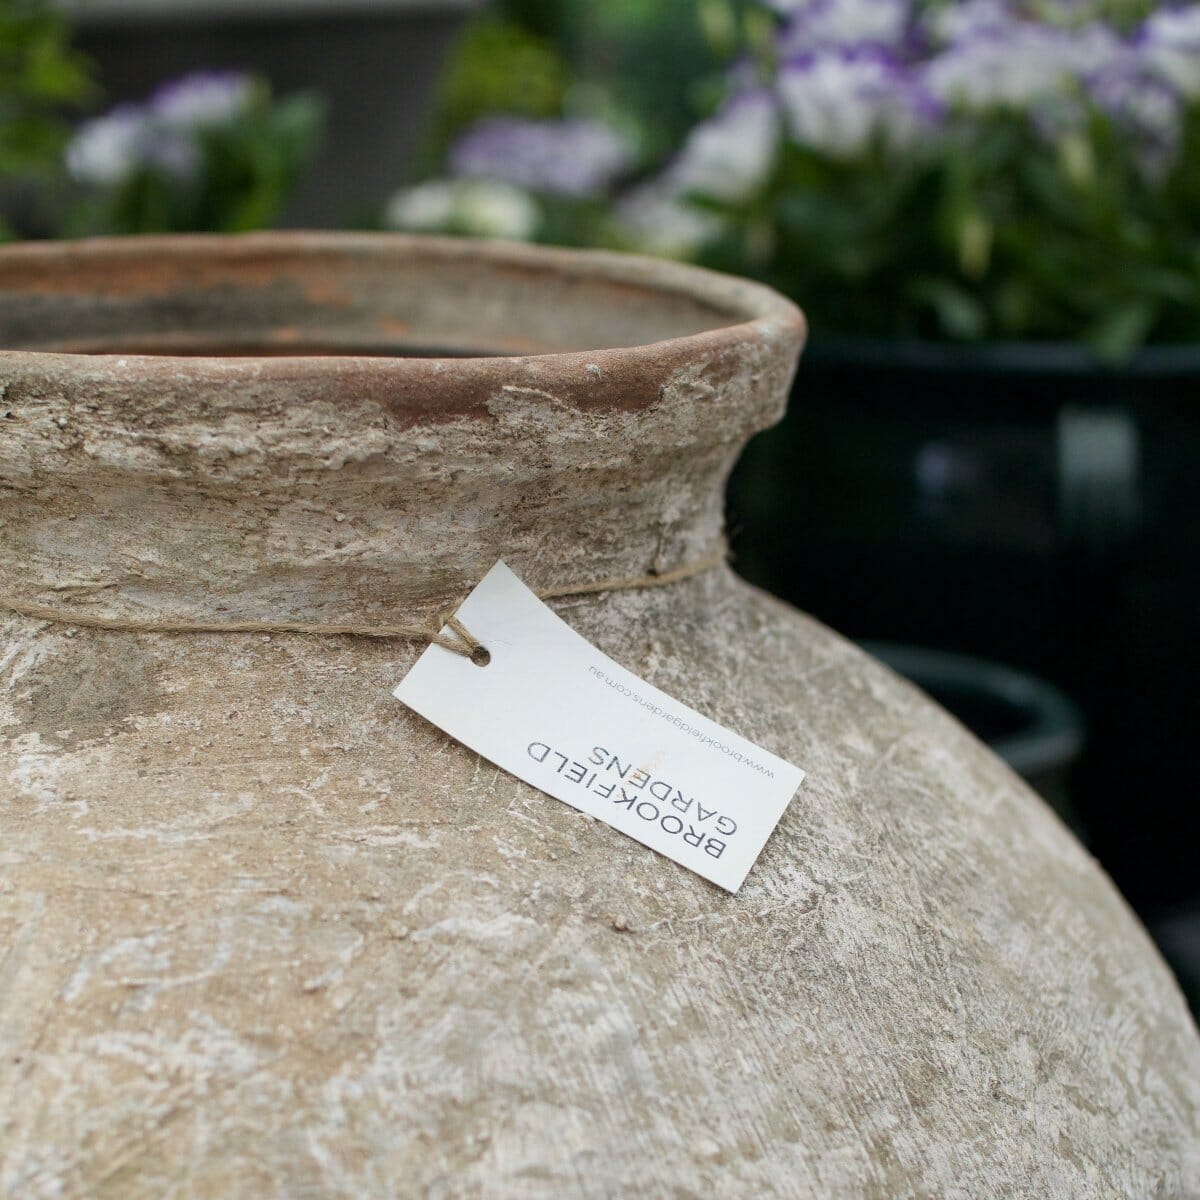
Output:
0,0,93,236
706,108,1200,360
431,0,741,166
433,18,568,139
515,0,739,159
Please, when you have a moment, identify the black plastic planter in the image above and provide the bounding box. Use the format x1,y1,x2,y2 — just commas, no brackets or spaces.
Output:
729,335,1200,917
861,641,1085,825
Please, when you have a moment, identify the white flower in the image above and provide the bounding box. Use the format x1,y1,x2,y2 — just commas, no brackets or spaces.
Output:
65,105,148,187
924,21,1120,110
150,71,255,130
1070,22,1126,76
616,179,725,259
1141,5,1200,98
613,91,772,253
926,0,1012,46
669,90,779,203
385,179,540,241
778,50,931,157
456,180,541,240
385,180,458,230
1087,47,1184,175
778,0,910,52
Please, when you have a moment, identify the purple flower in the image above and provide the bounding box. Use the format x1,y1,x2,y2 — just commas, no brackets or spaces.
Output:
777,48,939,157
149,71,255,129
66,70,257,189
66,102,203,187
448,117,632,199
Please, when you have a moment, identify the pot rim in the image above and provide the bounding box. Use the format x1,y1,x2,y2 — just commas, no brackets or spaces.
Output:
0,231,806,386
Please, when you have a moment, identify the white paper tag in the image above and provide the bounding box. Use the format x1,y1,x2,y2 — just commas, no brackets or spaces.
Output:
393,562,804,893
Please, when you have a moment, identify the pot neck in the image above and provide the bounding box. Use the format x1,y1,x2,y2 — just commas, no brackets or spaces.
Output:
2,351,787,627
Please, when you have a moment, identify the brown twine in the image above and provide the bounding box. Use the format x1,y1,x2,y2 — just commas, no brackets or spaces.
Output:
0,543,728,661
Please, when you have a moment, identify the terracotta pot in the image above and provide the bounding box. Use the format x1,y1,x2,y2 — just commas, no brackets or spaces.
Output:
1,233,1197,1198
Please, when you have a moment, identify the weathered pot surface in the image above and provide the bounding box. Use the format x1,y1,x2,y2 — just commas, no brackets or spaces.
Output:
0,234,1197,1199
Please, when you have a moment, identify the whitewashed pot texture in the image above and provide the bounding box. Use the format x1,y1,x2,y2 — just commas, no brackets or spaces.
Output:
0,234,1197,1199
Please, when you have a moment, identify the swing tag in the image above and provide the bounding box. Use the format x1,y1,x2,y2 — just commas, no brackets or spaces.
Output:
394,561,804,893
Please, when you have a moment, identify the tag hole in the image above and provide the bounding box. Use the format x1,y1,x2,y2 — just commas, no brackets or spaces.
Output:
470,646,491,668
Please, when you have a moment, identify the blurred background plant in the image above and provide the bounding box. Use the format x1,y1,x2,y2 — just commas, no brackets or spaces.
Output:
63,70,323,235
0,0,92,238
390,0,1200,359
0,1,323,238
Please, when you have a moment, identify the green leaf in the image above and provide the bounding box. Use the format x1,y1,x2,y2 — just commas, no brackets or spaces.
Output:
909,278,989,341
1086,301,1158,363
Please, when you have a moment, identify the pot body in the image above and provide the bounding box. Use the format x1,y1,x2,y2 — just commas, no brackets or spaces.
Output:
1,238,1198,1199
